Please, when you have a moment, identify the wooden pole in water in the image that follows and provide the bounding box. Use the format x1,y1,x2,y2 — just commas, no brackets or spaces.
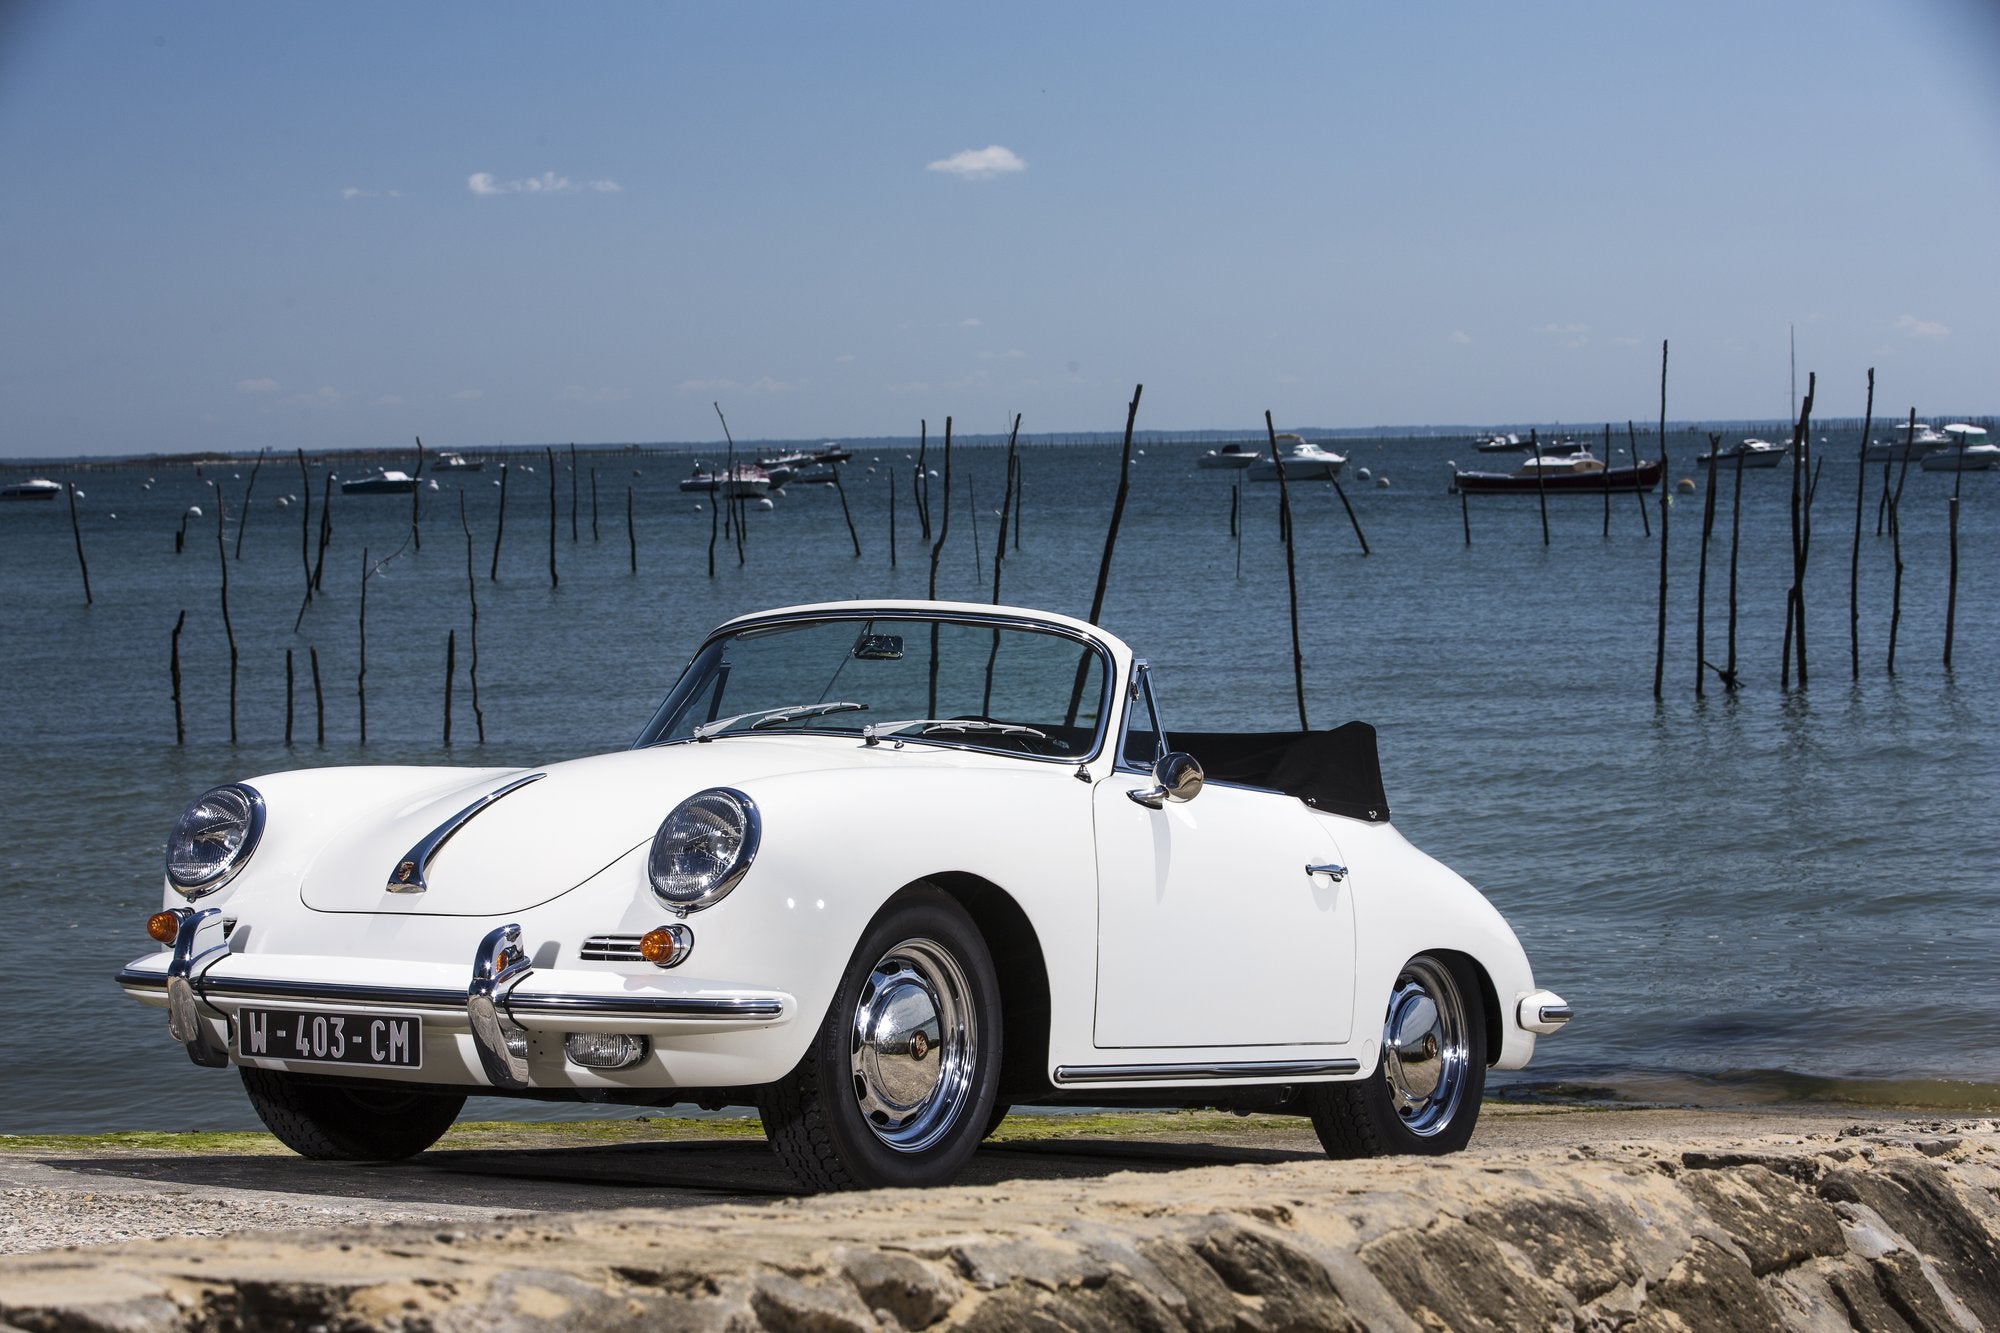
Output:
1724,445,1744,690
1850,369,1874,680
409,437,422,553
927,417,954,599
1012,455,1022,551
1886,477,1905,675
170,610,186,745
1602,424,1613,538
310,644,325,746
1266,411,1309,732
591,467,600,542
443,629,456,746
915,422,932,540
1328,475,1369,555
285,648,295,746
460,492,485,743
489,463,508,581
312,471,332,592
1944,496,1960,669
545,447,559,588
707,488,718,578
66,481,92,605
626,485,637,573
833,462,860,557
570,443,580,542
967,474,981,574
1696,434,1720,696
296,449,313,607
887,475,897,568
234,448,265,560
1228,480,1239,538
357,546,368,745
1652,340,1670,702
1085,389,1142,626
1782,374,1816,688
1460,484,1471,547
1627,421,1650,536
1530,429,1550,546
213,482,238,743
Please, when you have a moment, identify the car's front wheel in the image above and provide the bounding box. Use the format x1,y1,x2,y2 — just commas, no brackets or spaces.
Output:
240,1069,465,1161
1307,952,1486,1157
761,886,1002,1190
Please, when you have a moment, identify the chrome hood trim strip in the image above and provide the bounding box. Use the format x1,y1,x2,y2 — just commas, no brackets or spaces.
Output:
385,771,545,894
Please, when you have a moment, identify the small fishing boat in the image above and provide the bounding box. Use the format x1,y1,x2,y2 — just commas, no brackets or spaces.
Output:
431,451,484,472
0,478,63,501
1476,433,1528,453
1196,443,1263,470
1917,424,1998,473
1864,424,1951,463
1696,438,1787,469
679,464,773,498
1248,436,1347,481
1452,450,1661,494
340,469,419,495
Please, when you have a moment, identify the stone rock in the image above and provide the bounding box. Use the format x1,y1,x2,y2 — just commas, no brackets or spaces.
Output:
1679,1164,1846,1275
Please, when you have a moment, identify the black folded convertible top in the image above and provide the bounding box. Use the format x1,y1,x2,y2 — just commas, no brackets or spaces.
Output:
1167,721,1390,822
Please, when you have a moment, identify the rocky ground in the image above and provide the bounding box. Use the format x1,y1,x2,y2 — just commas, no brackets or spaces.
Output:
1,1106,1996,1329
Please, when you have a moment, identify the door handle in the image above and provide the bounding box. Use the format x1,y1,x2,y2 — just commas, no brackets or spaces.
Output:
1305,862,1347,882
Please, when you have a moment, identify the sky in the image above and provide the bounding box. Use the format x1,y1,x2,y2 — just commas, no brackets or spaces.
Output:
2,1,1997,457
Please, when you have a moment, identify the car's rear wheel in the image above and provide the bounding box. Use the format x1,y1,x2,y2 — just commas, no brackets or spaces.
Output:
1307,952,1486,1157
240,1068,465,1161
761,886,1002,1190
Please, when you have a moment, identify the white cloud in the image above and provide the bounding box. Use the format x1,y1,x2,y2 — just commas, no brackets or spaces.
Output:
1894,314,1950,339
926,145,1026,179
279,385,344,407
469,170,591,196
672,377,800,396
341,186,401,200
957,317,982,328
236,377,280,394
1532,322,1588,335
451,388,484,401
1448,330,1471,345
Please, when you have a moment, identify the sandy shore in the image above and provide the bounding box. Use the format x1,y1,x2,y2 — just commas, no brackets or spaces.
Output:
1,1104,1997,1329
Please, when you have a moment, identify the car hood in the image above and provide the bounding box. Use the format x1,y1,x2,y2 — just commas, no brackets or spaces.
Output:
296,738,878,916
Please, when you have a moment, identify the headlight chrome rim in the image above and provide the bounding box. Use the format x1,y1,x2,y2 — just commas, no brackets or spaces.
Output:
165,783,266,899
648,787,759,915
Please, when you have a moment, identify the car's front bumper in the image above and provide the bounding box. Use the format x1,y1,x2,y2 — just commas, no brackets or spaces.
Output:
118,909,799,1092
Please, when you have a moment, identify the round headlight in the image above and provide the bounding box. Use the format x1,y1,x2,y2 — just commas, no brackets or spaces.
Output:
165,783,265,898
648,788,759,913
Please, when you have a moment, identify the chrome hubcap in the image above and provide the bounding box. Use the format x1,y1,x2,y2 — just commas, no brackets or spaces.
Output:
1381,957,1469,1137
849,937,976,1153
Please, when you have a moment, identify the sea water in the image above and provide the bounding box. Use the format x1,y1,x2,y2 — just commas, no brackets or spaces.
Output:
1,434,1993,1132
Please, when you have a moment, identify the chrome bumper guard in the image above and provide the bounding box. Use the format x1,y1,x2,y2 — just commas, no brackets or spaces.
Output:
1517,989,1574,1035
121,919,791,1088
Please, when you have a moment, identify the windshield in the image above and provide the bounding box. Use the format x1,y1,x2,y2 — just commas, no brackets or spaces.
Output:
635,614,1111,760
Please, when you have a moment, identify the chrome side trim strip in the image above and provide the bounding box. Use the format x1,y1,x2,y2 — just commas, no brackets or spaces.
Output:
386,772,545,894
506,993,785,1020
1051,1058,1362,1085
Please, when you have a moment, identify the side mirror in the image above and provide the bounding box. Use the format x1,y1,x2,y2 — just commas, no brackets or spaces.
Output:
1127,752,1204,809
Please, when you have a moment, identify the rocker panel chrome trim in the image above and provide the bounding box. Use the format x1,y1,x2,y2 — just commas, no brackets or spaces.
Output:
1051,1058,1362,1085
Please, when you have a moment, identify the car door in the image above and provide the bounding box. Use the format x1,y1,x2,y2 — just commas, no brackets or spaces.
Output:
1091,667,1357,1049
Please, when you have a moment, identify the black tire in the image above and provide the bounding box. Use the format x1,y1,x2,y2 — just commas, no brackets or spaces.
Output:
1307,952,1486,1158
760,885,1002,1190
240,1068,465,1161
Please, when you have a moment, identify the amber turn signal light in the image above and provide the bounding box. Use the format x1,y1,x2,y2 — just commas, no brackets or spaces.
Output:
638,924,692,968
147,910,183,944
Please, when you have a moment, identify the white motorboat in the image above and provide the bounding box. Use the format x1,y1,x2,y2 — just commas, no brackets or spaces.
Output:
1248,436,1347,481
0,478,63,501
1865,423,1951,463
1476,433,1527,453
679,464,773,498
1696,438,1787,469
1196,443,1263,470
1917,424,1997,473
340,469,419,495
431,452,484,472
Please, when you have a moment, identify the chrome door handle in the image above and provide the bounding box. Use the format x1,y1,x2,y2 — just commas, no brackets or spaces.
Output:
1305,863,1347,882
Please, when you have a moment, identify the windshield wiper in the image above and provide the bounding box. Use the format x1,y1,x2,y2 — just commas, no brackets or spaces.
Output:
862,719,1050,747
691,701,867,741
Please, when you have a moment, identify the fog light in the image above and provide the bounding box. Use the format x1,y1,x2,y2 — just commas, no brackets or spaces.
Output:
147,910,184,944
639,924,694,968
564,1032,648,1069
504,1027,529,1060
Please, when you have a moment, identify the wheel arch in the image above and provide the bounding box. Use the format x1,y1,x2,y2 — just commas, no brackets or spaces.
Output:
1428,947,1501,1067
885,872,1052,1100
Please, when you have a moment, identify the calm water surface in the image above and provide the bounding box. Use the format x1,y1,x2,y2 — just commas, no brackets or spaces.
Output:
2,435,1994,1131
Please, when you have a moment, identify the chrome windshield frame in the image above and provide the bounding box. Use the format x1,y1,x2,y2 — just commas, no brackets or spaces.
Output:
632,608,1120,766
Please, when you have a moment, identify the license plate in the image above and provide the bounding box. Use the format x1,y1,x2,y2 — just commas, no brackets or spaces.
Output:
236,1006,424,1070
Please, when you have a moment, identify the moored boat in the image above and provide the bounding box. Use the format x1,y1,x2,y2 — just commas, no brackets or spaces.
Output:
1196,443,1262,470
1917,425,1997,473
1248,436,1347,481
1696,438,1787,469
1865,424,1951,463
1452,450,1661,494
0,478,63,501
431,451,484,472
679,464,773,498
340,470,419,495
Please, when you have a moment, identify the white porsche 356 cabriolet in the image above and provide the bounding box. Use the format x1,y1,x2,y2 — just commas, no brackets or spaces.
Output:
120,600,1569,1190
